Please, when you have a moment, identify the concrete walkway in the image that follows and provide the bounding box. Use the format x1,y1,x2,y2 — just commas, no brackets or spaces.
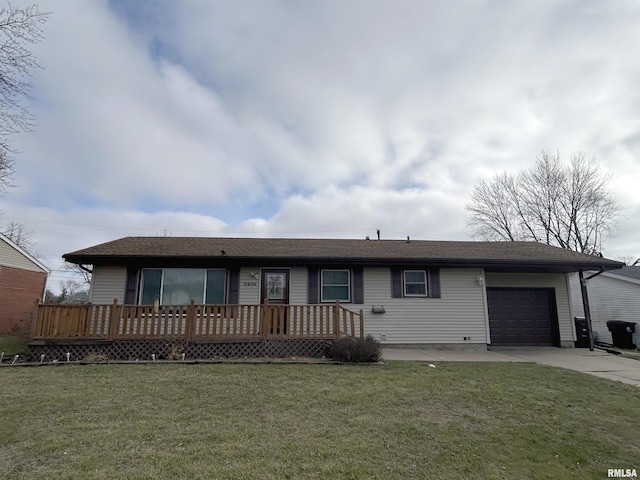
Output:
382,346,640,387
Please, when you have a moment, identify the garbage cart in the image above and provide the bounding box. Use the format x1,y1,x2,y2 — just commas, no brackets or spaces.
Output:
574,317,590,348
606,320,637,350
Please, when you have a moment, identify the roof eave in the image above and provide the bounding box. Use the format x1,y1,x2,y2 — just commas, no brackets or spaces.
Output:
62,253,624,273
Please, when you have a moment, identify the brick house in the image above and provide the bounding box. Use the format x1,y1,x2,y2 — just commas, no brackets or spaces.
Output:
0,232,49,333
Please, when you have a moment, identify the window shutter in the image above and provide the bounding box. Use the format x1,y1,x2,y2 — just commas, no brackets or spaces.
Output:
353,267,364,304
308,267,319,304
124,268,138,304
227,268,240,304
429,268,441,298
391,268,402,298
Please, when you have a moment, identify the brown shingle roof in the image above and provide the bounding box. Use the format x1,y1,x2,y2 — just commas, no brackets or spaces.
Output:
63,236,624,273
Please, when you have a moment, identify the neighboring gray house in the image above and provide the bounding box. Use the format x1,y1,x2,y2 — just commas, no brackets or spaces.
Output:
63,237,624,349
569,266,640,347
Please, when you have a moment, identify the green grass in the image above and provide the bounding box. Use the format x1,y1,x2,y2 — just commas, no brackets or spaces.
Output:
1,362,638,479
0,335,28,355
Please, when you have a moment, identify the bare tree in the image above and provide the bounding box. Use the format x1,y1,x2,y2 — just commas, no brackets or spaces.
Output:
155,228,173,237
467,150,621,255
60,279,83,297
0,3,49,195
63,261,92,286
615,255,639,266
44,279,87,304
2,220,36,252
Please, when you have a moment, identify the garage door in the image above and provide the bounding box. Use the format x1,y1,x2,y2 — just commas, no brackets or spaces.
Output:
487,288,558,346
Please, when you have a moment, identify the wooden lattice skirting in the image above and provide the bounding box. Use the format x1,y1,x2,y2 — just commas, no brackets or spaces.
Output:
27,339,334,362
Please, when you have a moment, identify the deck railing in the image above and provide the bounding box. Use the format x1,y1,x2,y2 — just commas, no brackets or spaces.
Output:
32,300,364,341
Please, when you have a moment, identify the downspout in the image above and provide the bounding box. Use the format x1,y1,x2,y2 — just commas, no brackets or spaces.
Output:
479,269,491,347
578,268,606,352
578,271,594,351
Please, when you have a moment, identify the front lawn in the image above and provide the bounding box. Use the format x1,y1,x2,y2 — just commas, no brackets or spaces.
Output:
1,362,638,479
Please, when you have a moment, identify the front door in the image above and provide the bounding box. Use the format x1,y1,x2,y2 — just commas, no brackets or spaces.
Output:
261,269,290,335
261,269,290,305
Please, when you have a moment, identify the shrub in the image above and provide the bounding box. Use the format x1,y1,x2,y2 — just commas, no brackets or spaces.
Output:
328,335,381,363
83,351,111,363
167,344,185,360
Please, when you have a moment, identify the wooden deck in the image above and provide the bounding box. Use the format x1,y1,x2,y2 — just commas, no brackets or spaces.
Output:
32,301,364,342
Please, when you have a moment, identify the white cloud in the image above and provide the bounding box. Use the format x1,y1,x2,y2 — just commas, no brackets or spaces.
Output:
262,185,467,241
3,0,640,293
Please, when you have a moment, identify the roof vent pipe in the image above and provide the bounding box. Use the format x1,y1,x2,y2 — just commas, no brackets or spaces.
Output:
407,236,410,243
376,229,380,240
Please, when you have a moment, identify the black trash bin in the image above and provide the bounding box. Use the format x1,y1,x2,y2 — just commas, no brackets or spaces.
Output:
606,320,637,350
574,317,590,348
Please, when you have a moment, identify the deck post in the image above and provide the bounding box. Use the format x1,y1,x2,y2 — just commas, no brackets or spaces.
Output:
80,303,91,337
334,301,340,340
260,299,269,338
108,299,119,340
185,299,196,340
350,310,355,339
359,309,364,340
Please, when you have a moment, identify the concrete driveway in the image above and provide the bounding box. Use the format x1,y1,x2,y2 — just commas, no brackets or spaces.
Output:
382,346,640,387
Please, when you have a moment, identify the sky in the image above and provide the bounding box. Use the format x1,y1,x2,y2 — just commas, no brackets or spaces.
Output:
2,0,640,290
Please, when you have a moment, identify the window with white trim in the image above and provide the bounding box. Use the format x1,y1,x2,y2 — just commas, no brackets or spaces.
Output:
139,268,227,305
321,269,351,302
403,270,428,296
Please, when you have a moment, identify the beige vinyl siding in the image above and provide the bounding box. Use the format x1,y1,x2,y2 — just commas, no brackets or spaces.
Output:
289,267,307,304
238,267,261,304
485,273,573,346
89,266,126,304
0,238,46,273
569,272,640,347
363,267,487,344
